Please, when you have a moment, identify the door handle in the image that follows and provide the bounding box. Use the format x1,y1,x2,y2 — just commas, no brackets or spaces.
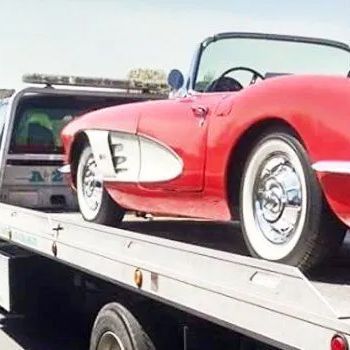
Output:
191,105,208,119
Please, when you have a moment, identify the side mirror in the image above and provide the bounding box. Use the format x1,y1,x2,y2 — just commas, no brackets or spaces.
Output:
167,69,184,91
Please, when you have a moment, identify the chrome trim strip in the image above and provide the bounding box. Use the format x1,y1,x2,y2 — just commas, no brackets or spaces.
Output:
58,164,71,174
312,161,350,174
7,154,64,161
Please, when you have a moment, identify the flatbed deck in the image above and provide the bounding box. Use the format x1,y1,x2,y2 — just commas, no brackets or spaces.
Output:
0,202,349,349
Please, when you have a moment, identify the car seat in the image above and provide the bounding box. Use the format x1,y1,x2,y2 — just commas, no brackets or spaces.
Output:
27,122,55,147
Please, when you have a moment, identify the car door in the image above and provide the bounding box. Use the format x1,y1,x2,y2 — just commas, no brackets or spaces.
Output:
137,94,212,192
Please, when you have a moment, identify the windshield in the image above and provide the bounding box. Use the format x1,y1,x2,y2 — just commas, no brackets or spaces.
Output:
194,37,350,92
0,101,8,146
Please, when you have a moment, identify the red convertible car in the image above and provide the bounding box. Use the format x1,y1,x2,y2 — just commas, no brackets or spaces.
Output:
61,33,350,270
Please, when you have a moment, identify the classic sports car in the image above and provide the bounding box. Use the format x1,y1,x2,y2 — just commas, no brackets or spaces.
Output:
61,33,350,270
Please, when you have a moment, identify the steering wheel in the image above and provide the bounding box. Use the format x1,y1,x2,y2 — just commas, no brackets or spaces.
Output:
207,66,264,92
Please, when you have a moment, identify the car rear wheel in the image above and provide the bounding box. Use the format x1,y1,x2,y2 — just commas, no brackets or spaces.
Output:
77,145,125,226
239,130,346,271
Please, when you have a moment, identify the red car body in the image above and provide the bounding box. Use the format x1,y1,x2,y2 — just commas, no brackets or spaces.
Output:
62,73,350,226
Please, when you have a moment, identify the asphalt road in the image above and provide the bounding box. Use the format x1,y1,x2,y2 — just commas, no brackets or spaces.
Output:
0,316,20,350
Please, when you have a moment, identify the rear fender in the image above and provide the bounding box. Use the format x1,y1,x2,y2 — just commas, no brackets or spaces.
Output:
204,75,350,219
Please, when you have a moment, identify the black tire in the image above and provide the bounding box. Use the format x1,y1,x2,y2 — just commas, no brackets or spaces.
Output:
239,130,346,271
90,303,155,350
77,145,125,227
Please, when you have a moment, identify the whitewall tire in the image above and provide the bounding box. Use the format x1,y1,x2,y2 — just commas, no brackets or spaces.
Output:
239,131,345,270
77,145,125,226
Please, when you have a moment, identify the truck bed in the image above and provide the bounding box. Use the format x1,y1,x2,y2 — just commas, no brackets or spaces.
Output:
0,203,349,349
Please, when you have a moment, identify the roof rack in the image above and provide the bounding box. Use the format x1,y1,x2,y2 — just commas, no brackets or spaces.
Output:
22,73,169,94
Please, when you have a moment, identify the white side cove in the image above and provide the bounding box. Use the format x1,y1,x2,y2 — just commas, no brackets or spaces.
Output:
85,130,183,183
312,161,350,174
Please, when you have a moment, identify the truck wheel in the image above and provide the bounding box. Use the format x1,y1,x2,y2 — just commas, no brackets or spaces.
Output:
90,303,155,350
77,145,125,226
239,131,346,271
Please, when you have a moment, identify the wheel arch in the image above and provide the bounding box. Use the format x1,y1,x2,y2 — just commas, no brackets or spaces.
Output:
226,117,304,214
69,131,89,188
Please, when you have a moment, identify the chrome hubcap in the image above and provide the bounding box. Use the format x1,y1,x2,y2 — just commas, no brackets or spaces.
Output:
254,153,303,244
97,331,125,350
82,155,103,211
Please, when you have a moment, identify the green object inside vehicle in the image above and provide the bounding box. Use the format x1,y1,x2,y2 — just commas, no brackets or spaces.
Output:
15,110,54,146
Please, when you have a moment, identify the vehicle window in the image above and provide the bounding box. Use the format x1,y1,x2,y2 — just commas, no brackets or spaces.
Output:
194,38,350,92
0,101,8,146
9,95,141,155
11,106,77,154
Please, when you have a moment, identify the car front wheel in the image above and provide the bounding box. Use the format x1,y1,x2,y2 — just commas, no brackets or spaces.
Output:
240,131,345,270
77,145,125,226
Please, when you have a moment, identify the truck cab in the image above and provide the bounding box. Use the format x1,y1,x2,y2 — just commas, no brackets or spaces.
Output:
0,74,166,210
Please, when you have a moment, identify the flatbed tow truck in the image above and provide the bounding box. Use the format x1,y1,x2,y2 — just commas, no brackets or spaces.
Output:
0,77,349,350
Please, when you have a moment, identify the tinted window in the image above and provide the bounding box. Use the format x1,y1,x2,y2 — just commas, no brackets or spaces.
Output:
11,106,77,154
10,95,138,154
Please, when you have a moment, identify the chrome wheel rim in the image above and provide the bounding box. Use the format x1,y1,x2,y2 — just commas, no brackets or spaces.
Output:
82,155,103,212
97,331,125,350
253,152,303,244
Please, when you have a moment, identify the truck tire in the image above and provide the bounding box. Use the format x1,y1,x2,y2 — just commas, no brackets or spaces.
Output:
90,302,155,350
77,145,125,226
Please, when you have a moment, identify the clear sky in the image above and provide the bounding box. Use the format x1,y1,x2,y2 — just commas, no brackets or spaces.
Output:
0,0,349,88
